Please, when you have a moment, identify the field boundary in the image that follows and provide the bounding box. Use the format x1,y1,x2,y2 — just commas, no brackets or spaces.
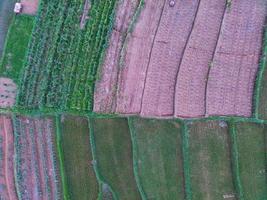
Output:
127,117,147,200
181,121,192,200
228,120,244,200
87,117,118,200
55,114,70,200
253,18,267,119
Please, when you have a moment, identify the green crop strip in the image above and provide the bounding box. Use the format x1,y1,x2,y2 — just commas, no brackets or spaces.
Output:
181,121,192,200
87,117,118,200
127,117,147,200
228,120,244,200
253,19,267,119
55,114,70,200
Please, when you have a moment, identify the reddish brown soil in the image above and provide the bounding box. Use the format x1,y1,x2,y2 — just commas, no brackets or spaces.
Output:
15,116,60,200
174,0,226,118
206,0,266,117
94,0,140,113
116,0,166,114
21,0,39,15
0,78,17,108
0,115,17,200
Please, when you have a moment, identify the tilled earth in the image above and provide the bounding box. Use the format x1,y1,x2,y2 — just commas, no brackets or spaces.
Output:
94,0,267,118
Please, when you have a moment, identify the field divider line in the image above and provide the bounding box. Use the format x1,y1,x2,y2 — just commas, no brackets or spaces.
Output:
253,16,267,119
127,117,147,200
87,117,118,200
181,121,192,200
114,0,145,112
139,0,167,113
228,120,244,200
204,1,227,116
55,114,70,200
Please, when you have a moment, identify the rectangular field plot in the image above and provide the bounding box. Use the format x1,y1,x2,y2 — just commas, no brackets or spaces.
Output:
187,121,236,200
0,15,34,83
17,0,117,111
13,115,62,200
59,115,98,200
129,117,185,200
234,122,267,199
89,118,141,200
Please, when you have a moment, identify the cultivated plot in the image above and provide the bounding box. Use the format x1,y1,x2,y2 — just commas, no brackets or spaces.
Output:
129,117,185,200
0,115,17,200
187,121,236,200
59,115,98,200
90,118,141,200
234,122,267,200
13,115,61,200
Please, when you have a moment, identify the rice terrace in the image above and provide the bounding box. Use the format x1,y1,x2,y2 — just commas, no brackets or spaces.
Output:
0,0,266,200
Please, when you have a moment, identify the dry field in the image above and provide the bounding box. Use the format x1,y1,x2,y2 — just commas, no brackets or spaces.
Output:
94,0,267,118
21,0,39,15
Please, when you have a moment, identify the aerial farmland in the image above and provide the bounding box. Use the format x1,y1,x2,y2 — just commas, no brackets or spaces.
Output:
0,0,266,200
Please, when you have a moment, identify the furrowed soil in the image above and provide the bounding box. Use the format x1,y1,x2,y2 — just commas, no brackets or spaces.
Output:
13,116,61,200
187,121,236,200
206,0,266,117
90,118,141,199
234,122,267,199
141,0,200,117
60,115,98,200
94,0,141,113
129,117,185,199
0,115,17,200
174,0,226,118
116,0,165,114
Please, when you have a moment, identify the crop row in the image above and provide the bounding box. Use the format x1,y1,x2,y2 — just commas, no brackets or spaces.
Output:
17,0,117,112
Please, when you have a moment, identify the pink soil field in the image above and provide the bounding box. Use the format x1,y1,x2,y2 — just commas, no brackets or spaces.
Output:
174,0,226,118
0,78,17,108
115,0,166,114
141,0,200,117
0,115,17,200
94,0,267,118
21,0,39,15
94,0,141,113
206,0,266,117
15,116,60,200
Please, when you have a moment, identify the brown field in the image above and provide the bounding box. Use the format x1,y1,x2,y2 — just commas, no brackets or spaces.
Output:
94,0,266,119
21,0,39,15
0,78,17,108
14,116,61,200
0,115,17,200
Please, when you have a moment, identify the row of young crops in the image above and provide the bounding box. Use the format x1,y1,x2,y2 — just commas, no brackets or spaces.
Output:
17,0,117,112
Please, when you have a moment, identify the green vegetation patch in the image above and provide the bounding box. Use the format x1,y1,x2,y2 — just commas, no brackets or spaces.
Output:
0,15,34,83
17,0,117,112
234,122,267,200
60,115,98,200
187,120,236,200
129,117,185,200
90,117,141,200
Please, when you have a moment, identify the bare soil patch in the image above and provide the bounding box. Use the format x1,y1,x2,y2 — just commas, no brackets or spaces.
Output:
140,0,200,117
0,78,17,108
94,0,140,113
174,0,226,118
0,115,17,200
21,0,39,15
206,0,266,117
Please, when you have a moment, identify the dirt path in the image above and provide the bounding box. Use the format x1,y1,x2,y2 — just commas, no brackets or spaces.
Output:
140,0,200,117
94,0,140,113
206,0,266,117
0,115,17,200
174,0,226,118
21,0,39,15
116,0,166,114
